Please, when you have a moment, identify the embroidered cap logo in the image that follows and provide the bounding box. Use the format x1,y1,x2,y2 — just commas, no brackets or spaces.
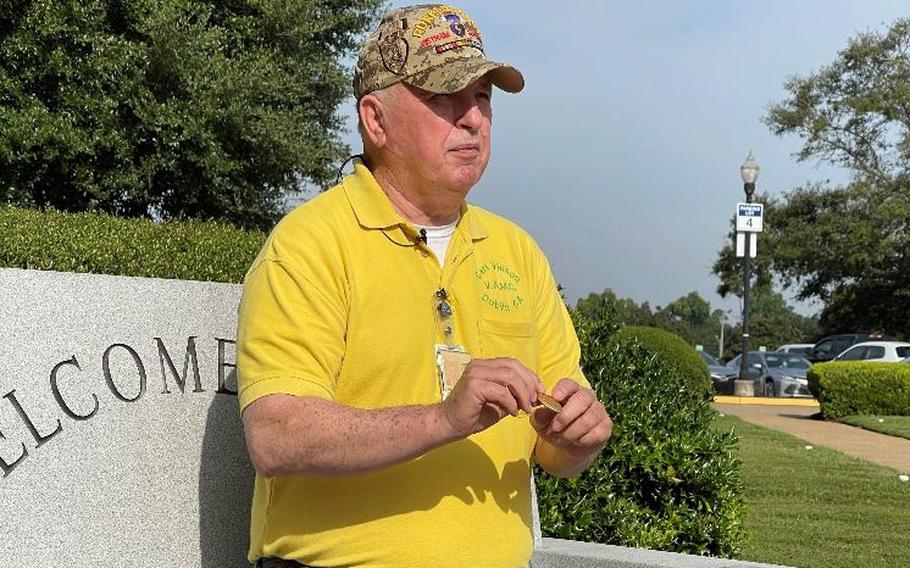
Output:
379,18,409,75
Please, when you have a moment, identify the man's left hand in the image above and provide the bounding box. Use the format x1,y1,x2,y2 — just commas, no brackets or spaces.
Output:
531,379,612,474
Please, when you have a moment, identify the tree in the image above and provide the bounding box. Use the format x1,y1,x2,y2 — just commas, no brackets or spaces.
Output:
658,291,712,335
0,0,382,230
714,18,910,338
765,18,910,186
724,285,820,357
576,287,656,327
576,288,736,359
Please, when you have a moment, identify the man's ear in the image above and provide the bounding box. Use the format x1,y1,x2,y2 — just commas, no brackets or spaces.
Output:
359,94,388,148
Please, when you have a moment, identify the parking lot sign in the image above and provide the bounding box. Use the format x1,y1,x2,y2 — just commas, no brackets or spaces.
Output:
736,203,763,232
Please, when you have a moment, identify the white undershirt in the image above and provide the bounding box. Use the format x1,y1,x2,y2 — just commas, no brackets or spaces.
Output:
415,218,459,267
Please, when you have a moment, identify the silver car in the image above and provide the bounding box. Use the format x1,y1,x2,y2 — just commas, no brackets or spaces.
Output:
699,351,739,395
725,351,813,398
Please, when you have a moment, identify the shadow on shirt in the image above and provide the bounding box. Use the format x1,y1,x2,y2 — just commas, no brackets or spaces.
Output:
264,429,533,535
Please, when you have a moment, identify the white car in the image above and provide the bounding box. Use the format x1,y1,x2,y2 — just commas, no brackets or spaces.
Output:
776,343,815,356
833,341,910,363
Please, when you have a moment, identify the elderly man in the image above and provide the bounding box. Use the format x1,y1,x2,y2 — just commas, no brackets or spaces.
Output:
236,4,612,567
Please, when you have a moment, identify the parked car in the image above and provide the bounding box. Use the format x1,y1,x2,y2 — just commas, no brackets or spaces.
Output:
805,333,896,363
724,351,813,397
833,341,910,363
776,343,814,356
699,351,738,394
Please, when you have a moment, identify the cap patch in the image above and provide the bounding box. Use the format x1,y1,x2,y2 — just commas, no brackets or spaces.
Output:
380,30,409,75
379,17,410,75
420,30,451,48
411,5,472,38
436,38,483,54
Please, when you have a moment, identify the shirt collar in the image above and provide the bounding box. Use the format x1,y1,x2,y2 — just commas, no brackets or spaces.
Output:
343,159,488,241
343,161,403,229
459,201,488,242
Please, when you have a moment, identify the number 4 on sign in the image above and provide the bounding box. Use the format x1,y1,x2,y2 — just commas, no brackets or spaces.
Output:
736,232,757,258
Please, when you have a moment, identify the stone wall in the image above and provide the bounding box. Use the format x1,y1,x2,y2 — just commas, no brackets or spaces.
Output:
0,268,252,567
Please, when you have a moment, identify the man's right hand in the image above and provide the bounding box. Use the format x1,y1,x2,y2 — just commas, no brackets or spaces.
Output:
437,357,545,438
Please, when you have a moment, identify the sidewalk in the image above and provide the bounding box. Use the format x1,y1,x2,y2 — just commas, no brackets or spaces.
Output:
714,400,910,473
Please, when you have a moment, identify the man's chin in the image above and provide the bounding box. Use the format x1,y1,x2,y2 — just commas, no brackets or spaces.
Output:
446,175,482,195
447,163,487,189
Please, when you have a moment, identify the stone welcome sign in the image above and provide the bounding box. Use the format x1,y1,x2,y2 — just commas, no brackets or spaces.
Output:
0,268,253,567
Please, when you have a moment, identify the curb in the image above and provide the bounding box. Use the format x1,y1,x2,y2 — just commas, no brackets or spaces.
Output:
713,395,819,407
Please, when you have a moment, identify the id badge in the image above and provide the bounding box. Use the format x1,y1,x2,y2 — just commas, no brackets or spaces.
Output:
435,344,471,401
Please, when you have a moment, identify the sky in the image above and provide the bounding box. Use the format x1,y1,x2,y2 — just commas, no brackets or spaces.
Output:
338,1,910,320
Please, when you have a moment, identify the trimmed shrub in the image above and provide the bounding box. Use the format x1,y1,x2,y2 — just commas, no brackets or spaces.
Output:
0,206,265,282
808,362,910,419
536,318,744,557
613,326,712,397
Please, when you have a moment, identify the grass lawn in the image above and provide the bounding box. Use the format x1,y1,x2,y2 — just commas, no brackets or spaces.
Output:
714,415,910,568
837,415,910,441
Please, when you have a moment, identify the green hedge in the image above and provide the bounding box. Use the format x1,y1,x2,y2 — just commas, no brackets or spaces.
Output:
612,326,712,397
536,319,744,557
808,362,910,419
0,206,265,282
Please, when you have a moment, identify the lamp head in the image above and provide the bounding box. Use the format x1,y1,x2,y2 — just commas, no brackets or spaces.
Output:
740,151,760,184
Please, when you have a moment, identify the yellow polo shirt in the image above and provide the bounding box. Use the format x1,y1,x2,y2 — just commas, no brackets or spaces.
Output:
237,162,587,567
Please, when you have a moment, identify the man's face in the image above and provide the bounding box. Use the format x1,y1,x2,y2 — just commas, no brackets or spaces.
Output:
385,78,493,196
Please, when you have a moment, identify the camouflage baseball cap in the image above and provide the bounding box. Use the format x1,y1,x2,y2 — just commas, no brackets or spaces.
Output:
353,4,524,99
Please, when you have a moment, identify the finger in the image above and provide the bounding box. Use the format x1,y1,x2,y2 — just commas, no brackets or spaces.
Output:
548,389,596,433
479,382,520,417
506,358,546,396
530,406,557,431
482,359,538,413
503,372,536,413
576,418,613,448
495,358,545,410
560,403,607,444
551,378,582,402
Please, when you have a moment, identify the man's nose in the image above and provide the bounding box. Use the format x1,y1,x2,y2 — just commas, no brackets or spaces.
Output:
455,98,484,131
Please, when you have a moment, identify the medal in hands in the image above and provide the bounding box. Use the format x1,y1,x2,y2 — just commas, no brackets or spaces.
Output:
535,393,563,413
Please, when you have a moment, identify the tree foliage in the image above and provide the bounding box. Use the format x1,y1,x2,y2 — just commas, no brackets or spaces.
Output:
577,287,817,360
714,18,910,338
0,0,382,229
577,287,654,329
578,288,724,355
764,18,910,186
724,285,820,356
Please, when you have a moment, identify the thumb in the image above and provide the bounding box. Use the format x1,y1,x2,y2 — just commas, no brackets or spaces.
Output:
531,406,556,432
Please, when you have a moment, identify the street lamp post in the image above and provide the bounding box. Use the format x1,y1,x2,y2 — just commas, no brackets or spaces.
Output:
718,309,731,360
719,314,725,360
735,151,760,397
